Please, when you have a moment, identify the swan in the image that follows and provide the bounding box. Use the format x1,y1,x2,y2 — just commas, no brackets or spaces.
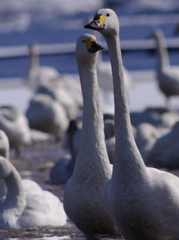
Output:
0,105,31,156
49,119,81,184
150,29,179,106
85,8,179,240
63,33,120,240
0,156,67,229
25,42,83,115
146,121,179,169
130,106,179,128
24,42,60,90
36,81,79,120
135,122,160,162
26,94,69,141
0,130,9,198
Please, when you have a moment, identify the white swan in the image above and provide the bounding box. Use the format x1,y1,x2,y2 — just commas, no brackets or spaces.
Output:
0,105,31,156
26,94,69,141
36,81,79,120
151,29,179,106
147,121,179,169
0,130,9,198
24,43,60,90
63,34,120,240
0,156,67,230
25,42,83,116
85,8,179,240
135,122,160,162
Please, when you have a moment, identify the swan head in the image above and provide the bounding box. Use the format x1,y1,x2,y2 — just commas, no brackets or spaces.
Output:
149,29,165,41
29,42,39,57
75,33,104,64
84,8,119,37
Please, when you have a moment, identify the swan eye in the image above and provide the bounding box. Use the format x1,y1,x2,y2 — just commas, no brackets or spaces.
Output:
106,13,110,17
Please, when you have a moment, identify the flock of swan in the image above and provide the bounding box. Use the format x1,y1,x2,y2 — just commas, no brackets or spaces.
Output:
1,6,179,240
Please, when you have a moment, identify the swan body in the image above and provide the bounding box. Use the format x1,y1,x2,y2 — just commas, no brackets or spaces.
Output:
151,29,179,105
26,94,69,141
0,105,31,155
50,120,81,184
63,34,120,239
85,8,179,240
135,122,160,162
25,43,82,117
130,107,179,128
25,43,60,90
36,82,79,120
0,157,67,229
147,121,179,169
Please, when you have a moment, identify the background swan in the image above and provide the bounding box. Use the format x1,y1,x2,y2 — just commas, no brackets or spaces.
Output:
25,42,83,114
0,105,31,156
151,29,179,106
50,119,81,184
146,121,179,169
26,93,69,141
135,122,160,162
24,42,60,90
0,130,9,198
0,156,67,229
85,8,179,240
35,82,80,121
63,33,120,240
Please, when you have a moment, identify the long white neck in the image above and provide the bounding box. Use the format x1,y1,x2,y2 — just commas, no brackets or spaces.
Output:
0,162,26,225
25,47,40,89
104,33,146,177
155,33,170,72
73,57,110,178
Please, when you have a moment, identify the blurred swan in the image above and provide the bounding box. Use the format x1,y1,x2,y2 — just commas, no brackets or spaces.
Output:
26,94,69,141
36,82,79,120
25,42,83,115
64,34,120,239
147,121,179,169
0,130,9,198
151,29,179,106
135,122,160,162
0,105,31,156
50,119,81,184
130,106,179,128
0,156,67,230
85,8,179,240
24,43,60,90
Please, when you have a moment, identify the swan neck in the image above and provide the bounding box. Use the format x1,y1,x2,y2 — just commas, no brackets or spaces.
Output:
3,166,25,212
105,34,145,171
30,50,39,69
73,60,109,175
155,35,170,71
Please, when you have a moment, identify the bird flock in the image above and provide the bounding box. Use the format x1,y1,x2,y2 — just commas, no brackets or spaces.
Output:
0,7,179,240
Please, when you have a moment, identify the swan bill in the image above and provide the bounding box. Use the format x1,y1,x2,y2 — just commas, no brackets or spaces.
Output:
84,14,107,30
88,41,104,53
